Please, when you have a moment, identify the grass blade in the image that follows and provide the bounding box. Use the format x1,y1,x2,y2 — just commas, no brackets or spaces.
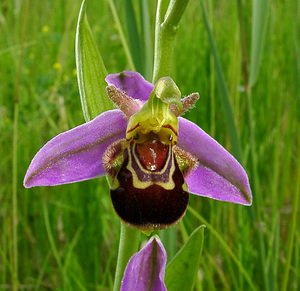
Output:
11,1,31,289
188,206,257,291
281,128,300,291
249,0,269,87
140,0,153,80
124,1,143,73
108,0,136,71
200,0,242,161
43,201,68,288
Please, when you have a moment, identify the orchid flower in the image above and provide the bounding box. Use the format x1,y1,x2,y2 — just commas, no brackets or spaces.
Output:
120,236,167,291
24,71,252,230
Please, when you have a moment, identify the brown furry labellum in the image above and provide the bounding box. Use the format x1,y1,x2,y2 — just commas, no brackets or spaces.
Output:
103,137,197,230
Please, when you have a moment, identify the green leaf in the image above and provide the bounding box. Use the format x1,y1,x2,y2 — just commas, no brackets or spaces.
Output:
75,0,113,122
165,225,205,291
249,0,269,87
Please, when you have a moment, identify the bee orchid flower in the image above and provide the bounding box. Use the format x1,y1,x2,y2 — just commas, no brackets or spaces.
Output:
24,71,252,230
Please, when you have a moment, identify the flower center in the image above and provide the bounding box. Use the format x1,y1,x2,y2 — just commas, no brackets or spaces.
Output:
125,77,181,144
135,139,169,172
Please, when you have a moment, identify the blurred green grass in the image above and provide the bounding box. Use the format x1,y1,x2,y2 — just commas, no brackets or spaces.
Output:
0,0,299,290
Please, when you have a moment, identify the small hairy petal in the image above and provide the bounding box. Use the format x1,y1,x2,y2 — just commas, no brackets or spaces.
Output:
106,85,143,117
170,92,200,116
121,237,167,291
178,118,252,205
24,110,126,188
105,71,154,101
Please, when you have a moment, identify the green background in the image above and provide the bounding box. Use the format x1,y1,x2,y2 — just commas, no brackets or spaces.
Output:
0,0,299,290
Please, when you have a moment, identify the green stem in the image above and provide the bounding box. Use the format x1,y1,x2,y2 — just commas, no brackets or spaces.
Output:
152,0,190,83
113,223,140,291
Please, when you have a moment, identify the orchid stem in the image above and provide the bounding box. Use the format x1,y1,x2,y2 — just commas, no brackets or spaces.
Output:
152,0,190,83
113,223,140,291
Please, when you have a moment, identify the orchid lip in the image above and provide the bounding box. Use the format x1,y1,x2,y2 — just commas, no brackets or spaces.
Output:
110,140,189,230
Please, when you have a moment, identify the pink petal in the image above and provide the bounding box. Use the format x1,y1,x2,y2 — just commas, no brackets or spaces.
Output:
105,71,154,101
178,117,252,205
121,237,167,291
24,110,126,188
